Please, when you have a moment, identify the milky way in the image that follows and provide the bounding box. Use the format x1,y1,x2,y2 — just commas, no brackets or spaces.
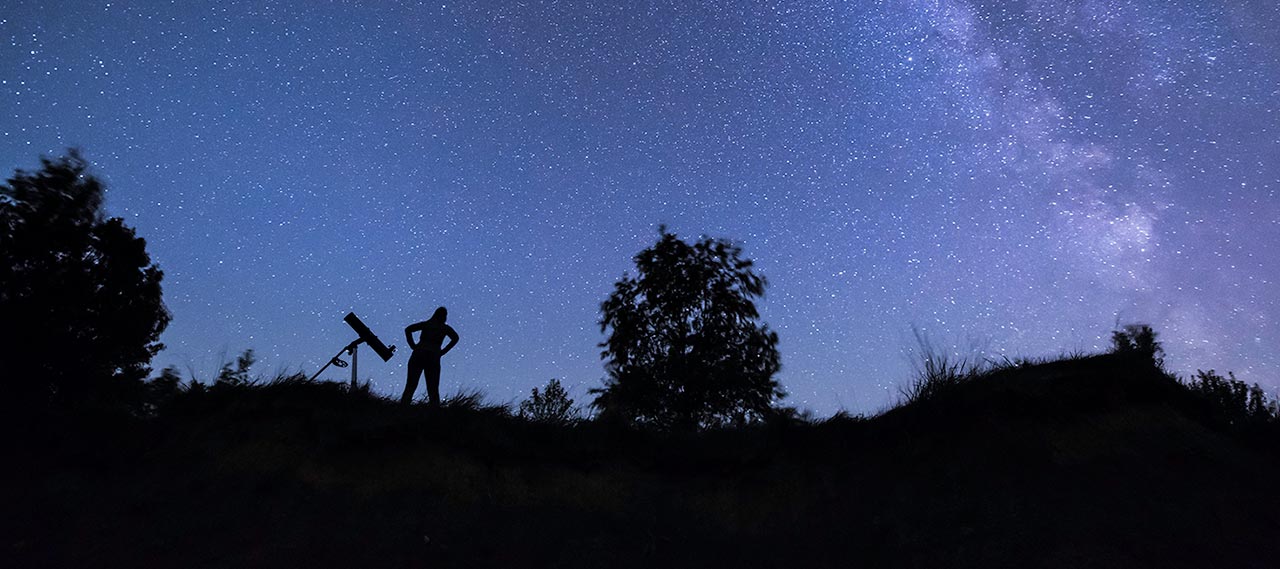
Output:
2,0,1277,413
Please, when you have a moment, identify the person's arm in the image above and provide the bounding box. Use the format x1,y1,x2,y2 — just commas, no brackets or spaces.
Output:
441,325,459,356
404,322,423,350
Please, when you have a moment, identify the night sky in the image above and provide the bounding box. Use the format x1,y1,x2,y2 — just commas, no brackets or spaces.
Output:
3,0,1277,414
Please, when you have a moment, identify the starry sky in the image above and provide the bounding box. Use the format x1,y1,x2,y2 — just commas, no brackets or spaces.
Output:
3,0,1277,414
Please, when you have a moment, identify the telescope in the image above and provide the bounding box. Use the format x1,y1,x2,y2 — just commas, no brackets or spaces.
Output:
343,312,396,361
308,312,397,388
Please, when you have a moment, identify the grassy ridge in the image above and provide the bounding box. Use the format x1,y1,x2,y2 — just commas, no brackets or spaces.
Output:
7,353,1280,568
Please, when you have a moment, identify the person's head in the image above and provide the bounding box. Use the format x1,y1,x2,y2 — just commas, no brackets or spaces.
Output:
430,306,447,322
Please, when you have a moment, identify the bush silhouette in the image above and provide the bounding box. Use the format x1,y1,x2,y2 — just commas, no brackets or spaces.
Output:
592,227,783,430
1110,323,1163,367
1186,369,1279,427
518,378,579,425
215,349,258,387
0,150,169,412
142,365,184,415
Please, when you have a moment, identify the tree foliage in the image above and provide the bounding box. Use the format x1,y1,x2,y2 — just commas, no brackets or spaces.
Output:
1110,323,1163,367
592,227,782,430
518,378,578,425
0,150,169,408
1186,369,1278,427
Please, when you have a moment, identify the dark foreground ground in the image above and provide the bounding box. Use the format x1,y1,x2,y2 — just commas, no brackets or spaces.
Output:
6,354,1280,568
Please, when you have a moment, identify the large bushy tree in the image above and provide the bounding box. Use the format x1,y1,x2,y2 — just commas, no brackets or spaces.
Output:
592,227,782,430
0,151,169,409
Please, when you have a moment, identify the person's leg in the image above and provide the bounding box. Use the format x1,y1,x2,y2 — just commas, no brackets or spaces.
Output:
425,358,441,407
401,354,423,405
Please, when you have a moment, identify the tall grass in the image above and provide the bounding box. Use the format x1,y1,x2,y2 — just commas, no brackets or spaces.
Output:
897,329,1108,408
900,352,981,405
440,388,512,417
898,328,987,405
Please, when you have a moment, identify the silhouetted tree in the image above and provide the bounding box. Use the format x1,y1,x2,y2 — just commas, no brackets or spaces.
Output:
0,150,169,411
1111,324,1163,367
518,378,578,425
592,227,782,430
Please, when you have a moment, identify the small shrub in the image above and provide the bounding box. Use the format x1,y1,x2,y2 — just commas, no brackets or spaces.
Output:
215,349,257,387
767,405,818,426
142,365,184,414
1110,324,1164,367
518,378,579,425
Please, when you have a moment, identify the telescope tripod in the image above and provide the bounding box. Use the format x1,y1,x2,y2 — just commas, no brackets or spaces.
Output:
309,312,396,390
308,338,366,390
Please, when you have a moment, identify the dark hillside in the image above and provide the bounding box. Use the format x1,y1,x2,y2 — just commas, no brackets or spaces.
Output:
840,354,1279,568
7,355,1279,568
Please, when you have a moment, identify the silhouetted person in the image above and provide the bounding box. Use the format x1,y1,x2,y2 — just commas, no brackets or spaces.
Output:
402,307,459,407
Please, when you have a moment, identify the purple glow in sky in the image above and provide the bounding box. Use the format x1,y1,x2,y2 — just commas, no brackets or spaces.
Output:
3,0,1277,414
